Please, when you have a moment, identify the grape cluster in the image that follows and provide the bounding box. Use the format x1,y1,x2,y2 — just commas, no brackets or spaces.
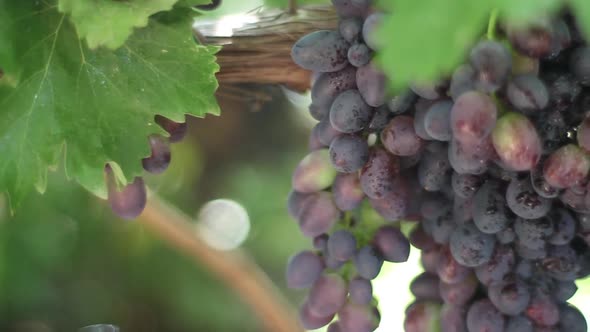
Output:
106,115,187,219
287,1,590,331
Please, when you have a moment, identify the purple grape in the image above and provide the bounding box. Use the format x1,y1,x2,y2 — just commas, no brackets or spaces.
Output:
449,64,476,100
548,208,576,245
388,89,417,114
368,183,408,221
421,248,441,274
547,20,571,58
542,244,579,281
410,272,441,301
514,217,553,250
424,100,453,141
404,301,441,332
291,30,350,72
516,241,548,260
142,134,171,174
470,40,512,92
439,273,478,306
309,125,326,150
312,66,357,112
292,150,337,193
543,144,590,189
496,226,516,244
372,225,411,262
475,245,516,286
327,321,342,332
349,277,373,305
451,172,483,199
545,72,582,111
107,174,147,220
339,17,363,42
488,278,531,315
578,117,590,153
530,158,560,199
298,192,342,238
525,291,560,326
516,259,534,279
409,225,437,251
381,115,424,156
570,47,590,86
451,91,497,145
348,42,371,67
506,177,552,219
492,112,542,171
505,315,534,332
360,147,400,199
154,115,187,143
560,186,590,213
338,303,378,332
506,74,549,112
329,134,369,173
368,105,393,133
307,274,348,317
448,137,493,175
286,250,324,289
440,304,467,332
353,245,383,280
316,118,343,146
332,173,364,211
418,143,452,192
413,98,436,140
287,190,312,219
473,180,510,234
423,209,455,245
313,234,329,252
466,299,505,332
362,13,383,50
437,246,471,284
327,230,357,262
450,224,496,267
356,61,386,107
330,90,373,133
551,280,577,302
331,0,369,17
558,304,587,332
508,23,554,58
299,302,335,330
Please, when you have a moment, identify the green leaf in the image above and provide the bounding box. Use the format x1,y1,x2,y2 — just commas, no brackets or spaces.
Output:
570,0,590,40
263,0,328,9
494,0,561,23
58,0,210,49
375,0,493,89
0,1,220,209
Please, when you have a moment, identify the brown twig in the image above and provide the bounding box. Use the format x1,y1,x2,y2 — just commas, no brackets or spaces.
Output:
138,194,302,332
288,0,297,15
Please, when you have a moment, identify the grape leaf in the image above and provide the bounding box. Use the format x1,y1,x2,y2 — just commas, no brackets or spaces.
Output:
0,1,220,209
570,0,590,40
58,0,211,49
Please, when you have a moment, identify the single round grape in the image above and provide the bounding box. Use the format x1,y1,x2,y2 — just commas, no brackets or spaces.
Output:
291,30,350,72
559,304,587,332
362,13,383,50
353,245,383,280
413,99,436,140
388,89,417,114
552,280,578,302
287,190,312,219
475,245,515,286
368,105,393,133
496,226,516,244
516,241,548,260
292,149,337,193
381,115,424,156
331,0,369,18
506,74,549,112
525,291,560,326
488,278,531,315
436,246,471,284
347,43,371,67
450,224,496,267
439,273,477,307
449,64,476,100
410,80,445,100
542,244,580,281
327,230,357,262
373,225,410,262
508,22,554,58
418,143,451,192
339,17,363,42
332,172,364,211
505,315,533,332
451,91,497,144
286,250,324,289
330,89,373,133
368,183,409,222
142,134,171,174
473,180,510,234
440,304,467,332
308,273,348,317
107,175,147,220
410,272,441,301
448,137,492,175
409,225,437,251
492,112,542,171
356,61,386,107
514,217,553,250
299,301,335,330
424,100,453,141
530,158,560,198
466,299,505,332
506,177,552,219
298,192,342,238
404,301,442,332
349,277,373,305
316,118,342,146
154,115,187,143
548,208,576,245
543,144,590,189
338,302,378,332
360,147,400,199
470,40,512,92
451,172,483,199
329,134,369,173
312,66,357,112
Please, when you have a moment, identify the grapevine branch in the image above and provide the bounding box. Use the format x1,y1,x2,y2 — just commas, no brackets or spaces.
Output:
138,194,302,332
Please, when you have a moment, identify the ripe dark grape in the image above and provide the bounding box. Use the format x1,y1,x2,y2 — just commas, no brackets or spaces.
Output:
450,224,496,267
451,91,497,145
354,245,383,280
327,230,357,262
570,47,590,86
142,134,171,174
558,304,587,332
330,89,373,133
349,277,373,305
299,301,335,330
291,30,350,72
298,192,342,238
439,273,478,306
548,208,576,245
368,182,409,221
418,142,452,191
404,301,442,332
362,13,383,50
449,64,476,100
388,89,417,114
466,299,505,332
451,172,483,199
473,180,510,234
368,105,393,133
381,115,424,156
448,137,493,175
347,43,371,67
424,100,453,141
107,174,147,220
410,272,441,301
154,115,187,143
338,303,378,332
356,61,386,107
308,273,348,317
508,22,554,58
488,277,531,315
292,149,337,193
372,225,410,262
339,17,362,42
543,144,590,189
409,225,437,250
437,246,471,284
506,177,552,219
551,280,577,302
329,134,369,173
505,315,534,332
470,40,512,92
286,250,324,289
360,147,400,199
332,172,365,211
440,304,467,332
311,66,357,114
475,245,516,286
506,74,549,112
514,216,553,249
287,190,311,219
525,290,560,326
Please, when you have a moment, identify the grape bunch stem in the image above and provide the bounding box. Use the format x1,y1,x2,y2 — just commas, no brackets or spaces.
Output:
138,193,303,332
487,9,499,40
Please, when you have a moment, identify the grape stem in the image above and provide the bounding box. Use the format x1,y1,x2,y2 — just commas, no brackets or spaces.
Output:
138,194,303,332
487,9,499,40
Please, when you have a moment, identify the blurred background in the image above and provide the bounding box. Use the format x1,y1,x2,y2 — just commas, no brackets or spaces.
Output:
0,1,589,332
